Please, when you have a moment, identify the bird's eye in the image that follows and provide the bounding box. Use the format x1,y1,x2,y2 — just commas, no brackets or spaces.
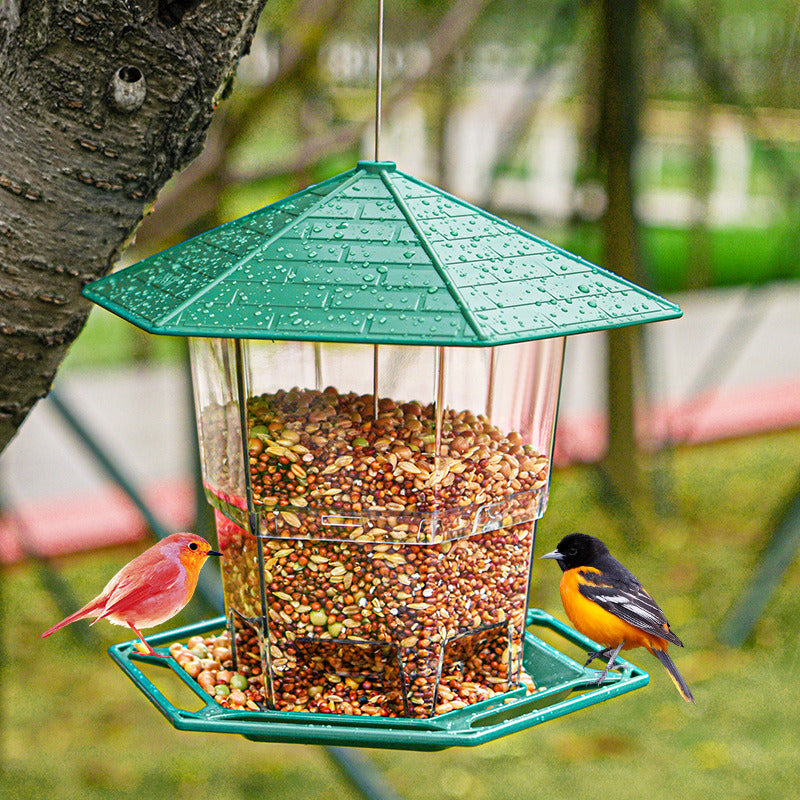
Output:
568,547,577,556
188,542,198,551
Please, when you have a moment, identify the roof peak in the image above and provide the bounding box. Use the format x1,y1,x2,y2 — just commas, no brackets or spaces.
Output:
355,160,397,174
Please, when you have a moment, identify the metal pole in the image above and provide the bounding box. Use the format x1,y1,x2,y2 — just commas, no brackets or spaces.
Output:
720,469,800,647
373,345,380,420
325,747,403,800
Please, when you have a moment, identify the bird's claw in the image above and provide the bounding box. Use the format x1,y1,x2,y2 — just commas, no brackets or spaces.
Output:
133,643,172,659
584,649,606,667
585,642,624,683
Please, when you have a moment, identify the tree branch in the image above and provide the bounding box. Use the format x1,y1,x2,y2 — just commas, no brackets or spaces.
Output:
0,0,268,452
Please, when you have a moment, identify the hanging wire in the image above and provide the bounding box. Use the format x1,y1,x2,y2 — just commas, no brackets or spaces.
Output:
372,345,380,419
372,0,385,419
374,0,385,161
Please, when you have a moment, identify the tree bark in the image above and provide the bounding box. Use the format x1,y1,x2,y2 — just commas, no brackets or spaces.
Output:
0,0,268,453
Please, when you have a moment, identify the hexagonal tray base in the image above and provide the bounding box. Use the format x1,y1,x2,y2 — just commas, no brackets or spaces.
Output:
108,608,648,751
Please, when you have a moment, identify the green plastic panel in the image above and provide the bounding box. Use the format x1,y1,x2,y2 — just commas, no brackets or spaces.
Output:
84,161,681,346
107,608,649,751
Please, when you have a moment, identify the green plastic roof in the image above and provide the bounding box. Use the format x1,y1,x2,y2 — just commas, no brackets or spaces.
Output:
83,161,681,346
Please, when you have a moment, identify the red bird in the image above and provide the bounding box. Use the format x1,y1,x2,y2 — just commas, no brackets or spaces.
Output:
41,532,221,658
541,533,694,703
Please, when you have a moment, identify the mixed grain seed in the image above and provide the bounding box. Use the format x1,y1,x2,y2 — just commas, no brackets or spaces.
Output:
183,388,548,717
240,388,549,540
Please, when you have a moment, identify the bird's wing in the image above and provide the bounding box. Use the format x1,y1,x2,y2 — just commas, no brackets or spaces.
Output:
577,564,683,646
94,551,184,623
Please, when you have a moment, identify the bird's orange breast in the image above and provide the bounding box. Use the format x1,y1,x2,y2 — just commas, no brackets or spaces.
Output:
560,567,662,652
178,551,209,600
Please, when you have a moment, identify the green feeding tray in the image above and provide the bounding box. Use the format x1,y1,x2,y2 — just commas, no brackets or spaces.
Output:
84,160,680,345
108,609,648,751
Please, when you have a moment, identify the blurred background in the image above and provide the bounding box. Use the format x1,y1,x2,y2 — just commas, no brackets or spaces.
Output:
2,0,800,797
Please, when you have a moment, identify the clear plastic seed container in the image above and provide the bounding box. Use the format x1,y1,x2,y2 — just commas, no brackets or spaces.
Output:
190,337,563,717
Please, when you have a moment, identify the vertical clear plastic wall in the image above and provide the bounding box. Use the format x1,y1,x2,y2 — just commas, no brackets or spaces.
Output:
190,337,564,717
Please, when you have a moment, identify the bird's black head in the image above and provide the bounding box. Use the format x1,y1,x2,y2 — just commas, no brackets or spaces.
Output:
540,533,610,572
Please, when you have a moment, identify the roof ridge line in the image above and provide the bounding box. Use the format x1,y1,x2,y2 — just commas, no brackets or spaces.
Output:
154,169,362,328
394,170,545,242
379,168,488,341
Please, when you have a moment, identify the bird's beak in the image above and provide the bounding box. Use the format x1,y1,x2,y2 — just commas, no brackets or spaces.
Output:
539,549,563,561
207,550,222,557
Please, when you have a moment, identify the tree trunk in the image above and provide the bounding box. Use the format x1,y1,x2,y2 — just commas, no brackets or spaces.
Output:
0,0,268,453
597,0,645,502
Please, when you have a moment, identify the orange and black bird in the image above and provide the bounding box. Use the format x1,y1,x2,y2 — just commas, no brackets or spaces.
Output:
541,532,694,703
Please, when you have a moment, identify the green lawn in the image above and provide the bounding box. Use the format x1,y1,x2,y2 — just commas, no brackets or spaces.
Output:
4,428,800,799
557,222,800,292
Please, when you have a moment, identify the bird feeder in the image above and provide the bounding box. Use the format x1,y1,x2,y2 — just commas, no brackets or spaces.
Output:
84,160,679,748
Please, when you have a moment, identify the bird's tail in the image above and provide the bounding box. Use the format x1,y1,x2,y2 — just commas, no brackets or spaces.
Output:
651,647,695,704
40,601,101,638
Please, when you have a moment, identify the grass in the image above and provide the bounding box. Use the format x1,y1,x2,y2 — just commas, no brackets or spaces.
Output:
3,427,800,799
557,221,800,292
